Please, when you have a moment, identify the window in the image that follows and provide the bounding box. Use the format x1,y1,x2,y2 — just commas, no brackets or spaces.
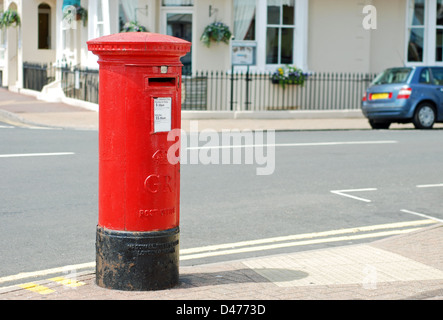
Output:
234,0,256,41
162,0,193,6
371,68,412,85
436,0,443,60
119,0,137,31
419,68,431,83
91,0,109,39
233,0,307,71
407,0,443,64
96,0,104,37
407,0,425,62
266,0,295,65
431,67,443,83
38,3,51,49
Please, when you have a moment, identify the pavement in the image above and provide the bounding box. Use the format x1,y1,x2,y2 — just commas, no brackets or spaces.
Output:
1,87,443,302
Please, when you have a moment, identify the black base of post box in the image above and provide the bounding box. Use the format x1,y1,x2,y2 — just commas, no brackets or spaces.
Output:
95,226,179,291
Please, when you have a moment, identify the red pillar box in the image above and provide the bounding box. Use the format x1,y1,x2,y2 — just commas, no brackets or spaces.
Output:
87,33,190,291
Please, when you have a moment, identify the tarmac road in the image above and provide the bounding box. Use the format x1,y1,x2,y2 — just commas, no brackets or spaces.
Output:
1,125,442,287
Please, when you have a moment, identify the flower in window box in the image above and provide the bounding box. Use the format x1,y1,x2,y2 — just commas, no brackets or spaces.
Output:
271,65,309,89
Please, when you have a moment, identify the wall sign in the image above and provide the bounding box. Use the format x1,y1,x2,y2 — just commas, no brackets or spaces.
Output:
232,42,256,66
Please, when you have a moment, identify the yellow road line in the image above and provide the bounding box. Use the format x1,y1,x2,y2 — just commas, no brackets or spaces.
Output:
49,277,86,288
18,283,54,295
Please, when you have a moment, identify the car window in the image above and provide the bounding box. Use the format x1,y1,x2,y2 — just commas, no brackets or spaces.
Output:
419,68,431,84
431,68,443,85
371,68,412,85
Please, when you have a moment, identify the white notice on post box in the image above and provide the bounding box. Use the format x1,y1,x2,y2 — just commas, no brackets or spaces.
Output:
153,97,172,133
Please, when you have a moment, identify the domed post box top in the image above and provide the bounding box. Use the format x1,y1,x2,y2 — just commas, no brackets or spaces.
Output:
87,32,191,65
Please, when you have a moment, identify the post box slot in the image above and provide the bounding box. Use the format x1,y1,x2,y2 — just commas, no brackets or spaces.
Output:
149,77,176,87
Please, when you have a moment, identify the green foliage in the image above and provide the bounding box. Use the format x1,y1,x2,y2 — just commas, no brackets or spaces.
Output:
271,65,310,89
200,22,232,48
0,9,21,29
62,5,88,27
121,21,148,32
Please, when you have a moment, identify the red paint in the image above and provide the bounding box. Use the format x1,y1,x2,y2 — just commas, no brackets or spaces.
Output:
87,33,191,232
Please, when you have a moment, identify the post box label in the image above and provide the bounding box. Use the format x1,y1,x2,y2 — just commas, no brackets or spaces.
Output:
153,97,172,133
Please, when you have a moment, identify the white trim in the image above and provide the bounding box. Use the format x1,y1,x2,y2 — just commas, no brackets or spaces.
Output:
405,0,443,66
295,0,308,70
238,0,308,72
428,0,436,63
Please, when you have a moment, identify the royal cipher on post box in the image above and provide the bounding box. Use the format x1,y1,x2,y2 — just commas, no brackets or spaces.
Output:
87,32,191,291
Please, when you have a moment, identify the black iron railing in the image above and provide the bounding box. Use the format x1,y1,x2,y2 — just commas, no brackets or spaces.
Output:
181,70,377,111
23,63,377,112
60,67,99,104
23,62,55,91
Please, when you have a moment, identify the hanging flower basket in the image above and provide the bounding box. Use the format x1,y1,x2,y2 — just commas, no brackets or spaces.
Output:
0,9,21,28
121,21,147,33
74,5,88,26
200,22,232,48
271,65,310,89
62,5,88,27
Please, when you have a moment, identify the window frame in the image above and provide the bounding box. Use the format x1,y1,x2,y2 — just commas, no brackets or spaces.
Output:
405,0,443,66
234,0,308,72
265,0,296,65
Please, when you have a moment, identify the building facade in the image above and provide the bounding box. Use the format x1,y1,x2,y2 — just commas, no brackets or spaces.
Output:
0,0,441,101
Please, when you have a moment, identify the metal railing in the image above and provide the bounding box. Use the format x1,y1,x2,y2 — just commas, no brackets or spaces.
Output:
181,70,377,111
23,64,377,112
23,62,55,92
60,66,99,104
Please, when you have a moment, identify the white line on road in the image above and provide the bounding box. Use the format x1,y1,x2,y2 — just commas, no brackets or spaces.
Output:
400,209,443,223
187,140,398,150
0,219,434,285
180,219,434,256
180,228,423,261
330,188,377,203
0,152,75,158
416,183,443,188
0,262,95,285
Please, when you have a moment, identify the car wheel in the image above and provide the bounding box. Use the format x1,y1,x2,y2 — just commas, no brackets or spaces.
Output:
369,120,390,129
413,103,436,129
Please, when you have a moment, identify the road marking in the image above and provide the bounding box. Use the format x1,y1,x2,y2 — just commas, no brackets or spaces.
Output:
416,183,443,188
181,228,423,261
28,126,62,130
330,188,377,203
1,220,435,286
0,152,75,158
0,262,95,285
400,209,443,223
18,283,54,295
49,276,86,288
187,140,398,150
180,219,433,255
0,125,14,129
180,219,435,260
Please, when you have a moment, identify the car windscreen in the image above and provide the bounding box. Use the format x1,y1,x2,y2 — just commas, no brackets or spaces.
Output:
371,68,412,85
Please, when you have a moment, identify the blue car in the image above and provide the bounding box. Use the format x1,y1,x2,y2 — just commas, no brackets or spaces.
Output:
361,66,443,129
